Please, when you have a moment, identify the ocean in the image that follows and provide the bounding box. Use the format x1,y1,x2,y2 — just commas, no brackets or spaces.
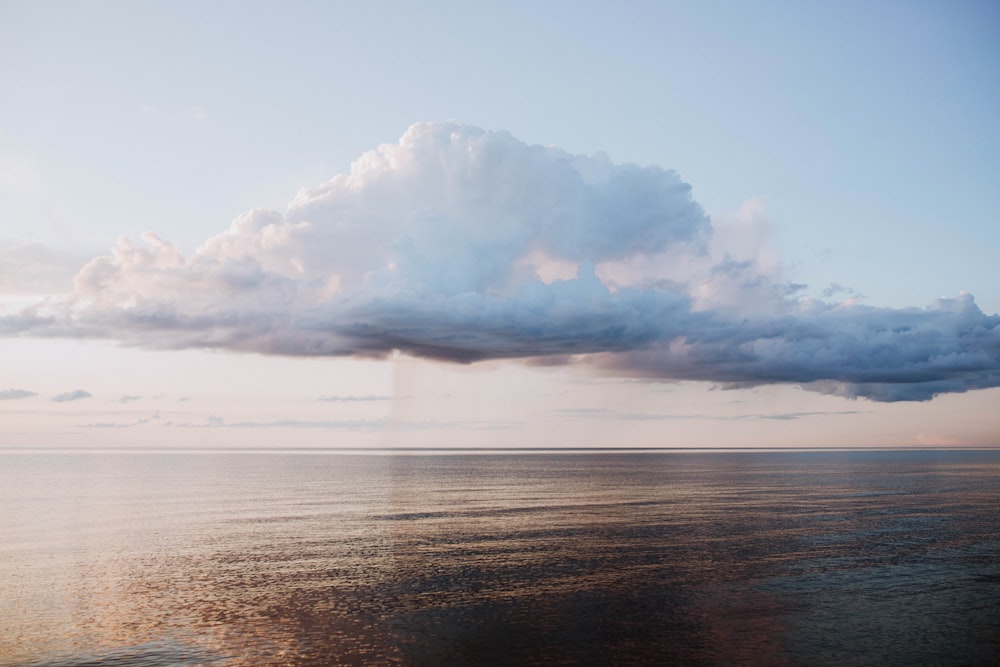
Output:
1,449,998,666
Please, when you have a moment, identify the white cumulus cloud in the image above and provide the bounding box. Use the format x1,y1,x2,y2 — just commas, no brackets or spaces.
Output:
1,122,998,402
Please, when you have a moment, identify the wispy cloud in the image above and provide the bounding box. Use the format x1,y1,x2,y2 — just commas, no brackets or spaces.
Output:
171,416,389,430
736,410,865,421
0,242,90,294
2,122,997,402
52,390,92,403
167,415,514,431
555,408,866,422
318,394,395,402
0,388,37,400
79,411,160,428
554,407,611,415
822,283,864,300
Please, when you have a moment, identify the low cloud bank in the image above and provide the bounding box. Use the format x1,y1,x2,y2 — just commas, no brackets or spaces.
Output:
3,122,998,401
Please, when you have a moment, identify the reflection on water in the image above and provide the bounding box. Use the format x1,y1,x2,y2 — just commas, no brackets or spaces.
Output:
1,451,998,666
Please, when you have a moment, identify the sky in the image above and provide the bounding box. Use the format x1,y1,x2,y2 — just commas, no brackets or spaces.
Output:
1,0,999,448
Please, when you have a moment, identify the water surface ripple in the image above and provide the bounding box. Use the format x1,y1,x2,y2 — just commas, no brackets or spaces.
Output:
1,450,998,666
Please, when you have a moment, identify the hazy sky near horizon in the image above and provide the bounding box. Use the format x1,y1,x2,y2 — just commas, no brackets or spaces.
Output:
2,0,999,448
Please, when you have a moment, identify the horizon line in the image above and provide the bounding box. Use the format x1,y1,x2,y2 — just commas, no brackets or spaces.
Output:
2,445,998,455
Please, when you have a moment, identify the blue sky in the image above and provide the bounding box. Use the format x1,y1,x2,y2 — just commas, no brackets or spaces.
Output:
1,0,998,447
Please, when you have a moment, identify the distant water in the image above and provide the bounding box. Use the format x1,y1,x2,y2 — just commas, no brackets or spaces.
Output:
1,449,998,666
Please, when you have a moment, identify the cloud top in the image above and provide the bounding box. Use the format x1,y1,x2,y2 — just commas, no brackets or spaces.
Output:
3,122,999,401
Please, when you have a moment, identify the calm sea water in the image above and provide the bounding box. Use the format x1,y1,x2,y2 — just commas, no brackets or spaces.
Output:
1,450,998,666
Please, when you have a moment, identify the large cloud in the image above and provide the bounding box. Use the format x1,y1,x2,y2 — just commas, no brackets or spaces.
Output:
2,122,999,401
